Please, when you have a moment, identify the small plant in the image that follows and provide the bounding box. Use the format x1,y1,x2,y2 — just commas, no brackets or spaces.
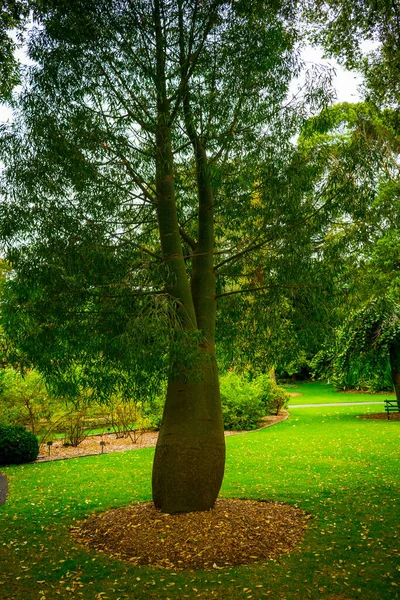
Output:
105,400,140,441
0,424,39,465
251,374,289,415
62,411,88,447
265,386,289,415
104,395,162,441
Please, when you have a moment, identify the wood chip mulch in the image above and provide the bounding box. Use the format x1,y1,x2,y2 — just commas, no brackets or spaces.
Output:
70,497,310,570
357,412,400,420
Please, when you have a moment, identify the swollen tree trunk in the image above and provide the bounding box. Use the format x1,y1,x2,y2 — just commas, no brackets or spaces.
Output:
151,0,225,514
152,356,225,514
389,343,400,410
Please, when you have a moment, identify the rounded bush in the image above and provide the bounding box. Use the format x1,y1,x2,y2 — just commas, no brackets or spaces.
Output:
0,425,39,465
220,372,290,430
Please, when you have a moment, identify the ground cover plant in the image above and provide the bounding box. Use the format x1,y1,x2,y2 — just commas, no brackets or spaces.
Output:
0,393,399,600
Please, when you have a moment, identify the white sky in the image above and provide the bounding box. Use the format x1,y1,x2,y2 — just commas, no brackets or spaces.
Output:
0,45,363,125
300,46,363,103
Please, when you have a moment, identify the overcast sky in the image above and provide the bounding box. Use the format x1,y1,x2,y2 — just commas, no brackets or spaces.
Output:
300,46,363,103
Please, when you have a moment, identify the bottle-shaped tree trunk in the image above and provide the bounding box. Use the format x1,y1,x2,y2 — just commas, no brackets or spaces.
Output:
152,353,225,514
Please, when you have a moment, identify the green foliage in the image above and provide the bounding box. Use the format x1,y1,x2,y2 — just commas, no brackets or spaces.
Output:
102,397,156,440
0,0,334,401
336,298,400,361
0,0,30,101
311,298,400,392
0,367,57,434
267,383,289,415
297,102,400,397
0,423,39,464
220,372,289,430
220,373,265,430
304,0,400,107
141,395,164,431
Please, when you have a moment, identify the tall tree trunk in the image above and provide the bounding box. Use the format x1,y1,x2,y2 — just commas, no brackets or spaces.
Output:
151,0,225,514
389,343,400,410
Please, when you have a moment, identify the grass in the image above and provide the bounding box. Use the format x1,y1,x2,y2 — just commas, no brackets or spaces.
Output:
285,380,396,404
0,384,399,599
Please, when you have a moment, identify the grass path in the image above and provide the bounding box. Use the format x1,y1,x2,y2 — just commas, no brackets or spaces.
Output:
0,383,399,599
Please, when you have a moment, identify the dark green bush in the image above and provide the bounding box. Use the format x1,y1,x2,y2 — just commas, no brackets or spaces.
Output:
0,424,39,465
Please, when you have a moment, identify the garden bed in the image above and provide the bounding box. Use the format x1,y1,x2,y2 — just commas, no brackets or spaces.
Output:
37,412,289,462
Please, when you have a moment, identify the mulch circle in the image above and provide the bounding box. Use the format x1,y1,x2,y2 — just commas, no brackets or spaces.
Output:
358,412,400,421
70,497,310,570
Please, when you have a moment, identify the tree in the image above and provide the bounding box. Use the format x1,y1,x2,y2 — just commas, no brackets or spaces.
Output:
0,0,30,101
296,100,400,396
297,101,399,296
0,0,333,513
325,300,400,406
304,0,400,107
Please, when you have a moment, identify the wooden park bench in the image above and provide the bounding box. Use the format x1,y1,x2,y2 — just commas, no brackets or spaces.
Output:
384,399,398,421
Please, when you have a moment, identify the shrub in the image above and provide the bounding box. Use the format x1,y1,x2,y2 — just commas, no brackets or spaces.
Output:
142,395,164,430
251,375,289,415
265,385,289,415
62,410,89,447
0,424,39,465
102,398,155,443
220,373,264,430
0,368,58,435
220,372,289,431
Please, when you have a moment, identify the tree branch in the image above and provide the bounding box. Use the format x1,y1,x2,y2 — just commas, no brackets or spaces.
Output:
216,283,304,299
179,226,197,250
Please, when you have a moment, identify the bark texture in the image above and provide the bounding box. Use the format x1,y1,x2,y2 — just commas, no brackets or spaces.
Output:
152,356,225,514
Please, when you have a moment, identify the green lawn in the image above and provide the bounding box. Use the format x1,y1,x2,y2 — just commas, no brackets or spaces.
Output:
285,380,396,404
0,395,399,599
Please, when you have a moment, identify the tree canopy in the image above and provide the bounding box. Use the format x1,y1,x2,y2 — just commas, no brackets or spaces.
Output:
304,0,400,106
0,0,333,392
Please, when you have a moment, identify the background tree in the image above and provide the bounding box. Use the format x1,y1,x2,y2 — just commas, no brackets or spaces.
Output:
320,300,400,406
0,0,30,101
304,0,400,107
297,101,400,392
